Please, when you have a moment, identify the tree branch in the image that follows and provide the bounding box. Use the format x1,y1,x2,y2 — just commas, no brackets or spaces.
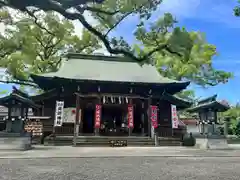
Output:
4,0,183,62
104,11,132,37
76,6,119,15
24,8,55,36
59,0,105,9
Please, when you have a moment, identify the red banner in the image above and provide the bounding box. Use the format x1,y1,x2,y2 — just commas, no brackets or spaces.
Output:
128,105,134,128
150,105,158,128
95,104,102,128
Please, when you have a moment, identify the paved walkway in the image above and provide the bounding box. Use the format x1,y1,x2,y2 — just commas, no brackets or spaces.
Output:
1,145,240,158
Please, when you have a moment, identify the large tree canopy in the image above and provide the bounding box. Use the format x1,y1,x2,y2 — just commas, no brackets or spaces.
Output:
154,31,232,87
135,15,232,102
0,0,193,63
0,9,100,87
136,15,232,87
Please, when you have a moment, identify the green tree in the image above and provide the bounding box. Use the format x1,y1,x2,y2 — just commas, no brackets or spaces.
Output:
154,31,232,87
134,14,232,101
0,0,194,63
0,10,100,87
0,89,8,95
223,104,240,136
234,0,240,16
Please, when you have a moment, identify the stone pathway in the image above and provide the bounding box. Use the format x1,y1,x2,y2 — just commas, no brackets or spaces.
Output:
2,156,240,180
1,145,240,158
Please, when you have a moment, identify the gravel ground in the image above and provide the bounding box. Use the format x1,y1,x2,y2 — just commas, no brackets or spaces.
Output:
0,157,240,180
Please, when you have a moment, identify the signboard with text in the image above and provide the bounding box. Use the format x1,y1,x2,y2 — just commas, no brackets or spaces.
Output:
171,104,178,129
150,105,158,128
128,105,134,128
95,104,102,128
54,101,64,127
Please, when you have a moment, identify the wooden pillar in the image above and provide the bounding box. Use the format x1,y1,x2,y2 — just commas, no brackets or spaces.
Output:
147,98,152,138
73,94,80,146
20,105,24,118
25,107,28,117
141,100,145,136
41,102,45,116
6,106,12,132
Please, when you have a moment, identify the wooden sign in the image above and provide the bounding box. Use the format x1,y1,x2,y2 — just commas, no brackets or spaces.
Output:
63,108,81,123
171,104,178,129
150,105,158,128
109,140,127,147
128,105,134,128
24,121,43,136
95,104,102,128
54,101,64,127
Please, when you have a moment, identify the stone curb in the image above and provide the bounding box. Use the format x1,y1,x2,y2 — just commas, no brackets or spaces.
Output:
1,155,240,159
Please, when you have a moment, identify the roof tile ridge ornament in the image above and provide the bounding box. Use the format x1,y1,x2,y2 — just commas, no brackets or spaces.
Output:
65,53,134,63
198,94,218,104
218,100,230,107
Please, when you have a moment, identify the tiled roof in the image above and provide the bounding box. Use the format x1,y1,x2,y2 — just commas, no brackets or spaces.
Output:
31,53,190,86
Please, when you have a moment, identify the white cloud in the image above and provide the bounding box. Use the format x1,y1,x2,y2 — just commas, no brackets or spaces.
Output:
155,0,240,27
159,0,201,18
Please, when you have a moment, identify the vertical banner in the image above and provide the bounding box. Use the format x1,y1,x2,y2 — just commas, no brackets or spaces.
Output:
95,104,102,128
54,101,64,127
171,104,178,129
128,105,134,128
150,105,158,128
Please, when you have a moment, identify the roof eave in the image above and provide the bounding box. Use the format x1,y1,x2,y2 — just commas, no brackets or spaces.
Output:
187,102,230,113
162,93,192,109
0,94,41,109
31,74,190,92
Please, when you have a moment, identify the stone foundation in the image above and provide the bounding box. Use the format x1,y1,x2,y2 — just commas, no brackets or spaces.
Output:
0,132,32,151
195,135,229,150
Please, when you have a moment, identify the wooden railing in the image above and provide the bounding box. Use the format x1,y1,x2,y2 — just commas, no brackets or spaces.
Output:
157,125,186,138
47,123,186,138
55,125,74,135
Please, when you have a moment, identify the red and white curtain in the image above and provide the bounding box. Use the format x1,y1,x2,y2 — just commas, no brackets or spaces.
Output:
128,105,134,128
150,105,158,128
95,104,102,128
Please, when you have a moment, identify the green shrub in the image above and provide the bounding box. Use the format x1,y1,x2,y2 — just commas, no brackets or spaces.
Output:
182,133,196,146
231,119,240,137
235,121,240,137
218,126,224,135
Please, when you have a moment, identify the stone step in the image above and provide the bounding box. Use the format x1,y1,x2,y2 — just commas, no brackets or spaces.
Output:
44,136,182,147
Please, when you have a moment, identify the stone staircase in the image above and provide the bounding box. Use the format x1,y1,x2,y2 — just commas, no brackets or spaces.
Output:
44,135,182,147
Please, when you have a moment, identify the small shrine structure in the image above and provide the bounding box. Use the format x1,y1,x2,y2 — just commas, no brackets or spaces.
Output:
187,95,230,135
0,87,40,133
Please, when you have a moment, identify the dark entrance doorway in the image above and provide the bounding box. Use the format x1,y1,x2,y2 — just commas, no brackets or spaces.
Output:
101,105,127,136
82,107,94,134
132,104,142,134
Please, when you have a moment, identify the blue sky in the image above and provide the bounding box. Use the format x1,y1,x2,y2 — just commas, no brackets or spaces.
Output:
1,0,240,104
111,0,240,104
